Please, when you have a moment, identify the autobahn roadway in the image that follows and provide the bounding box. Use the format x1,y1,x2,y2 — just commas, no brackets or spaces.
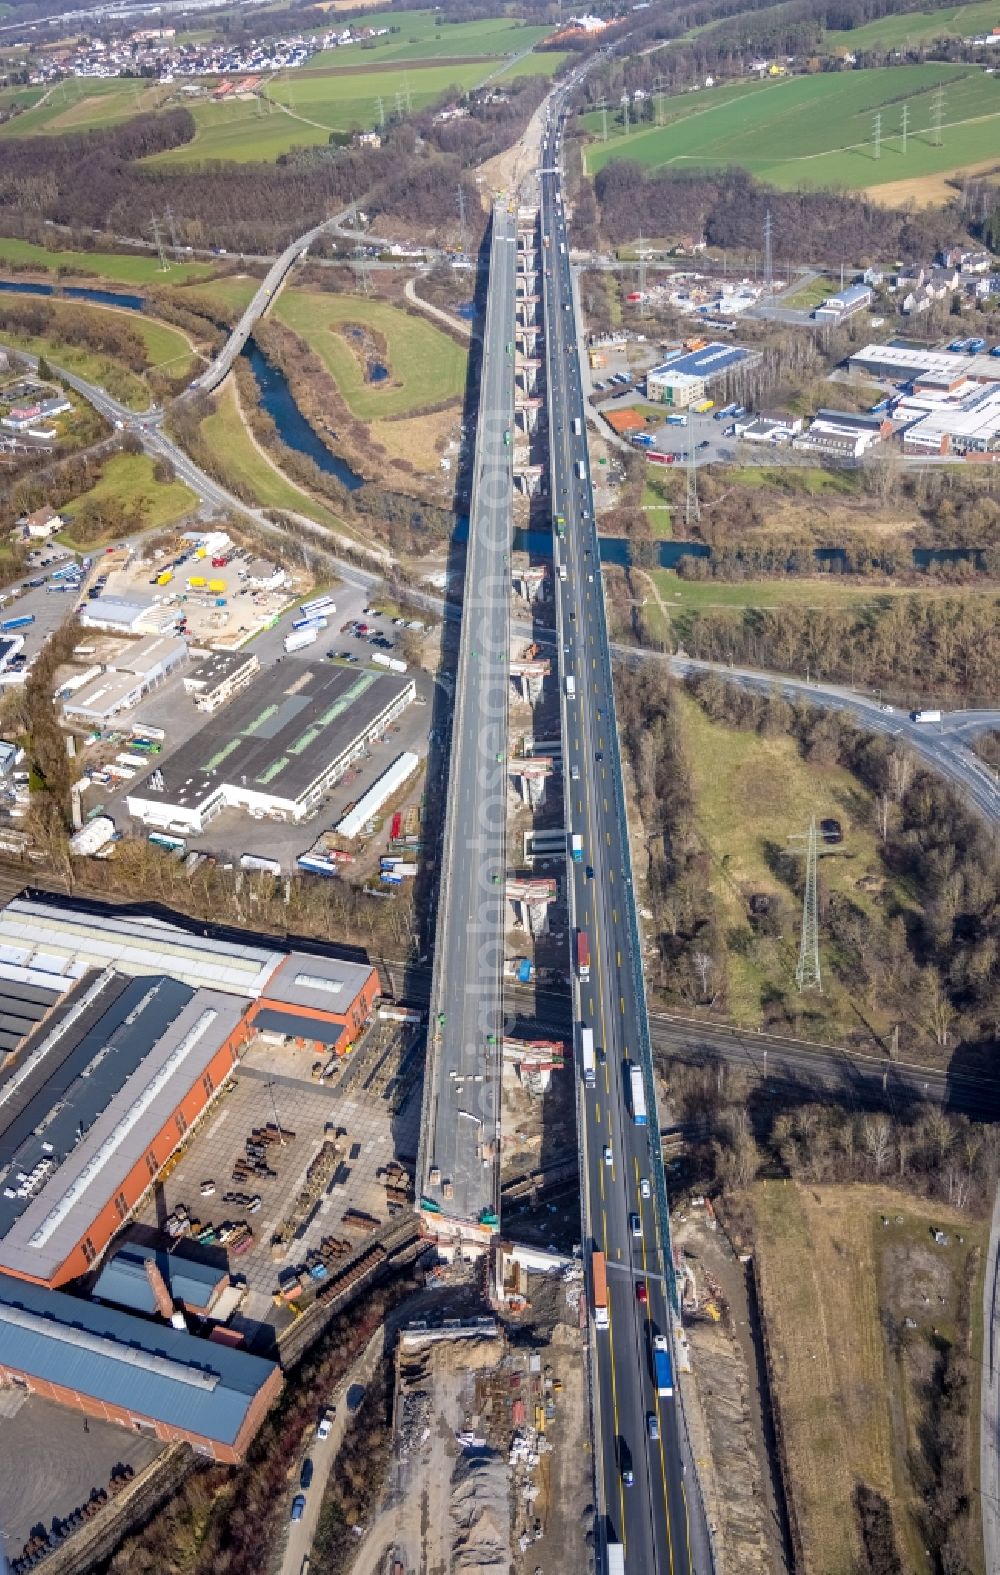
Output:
541,105,710,1575
415,200,516,1229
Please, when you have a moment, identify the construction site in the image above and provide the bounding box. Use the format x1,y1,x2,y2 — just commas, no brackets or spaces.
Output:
360,1275,591,1575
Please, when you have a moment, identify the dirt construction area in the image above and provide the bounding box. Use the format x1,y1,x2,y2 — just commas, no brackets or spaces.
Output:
350,1280,592,1575
751,1180,987,1575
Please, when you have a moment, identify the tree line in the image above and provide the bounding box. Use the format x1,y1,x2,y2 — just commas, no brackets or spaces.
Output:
590,161,969,266
677,593,1000,704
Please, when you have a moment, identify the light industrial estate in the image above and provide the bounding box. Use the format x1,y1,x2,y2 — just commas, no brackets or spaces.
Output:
126,661,415,834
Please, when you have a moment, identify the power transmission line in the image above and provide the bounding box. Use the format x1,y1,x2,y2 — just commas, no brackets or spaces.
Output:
150,215,170,273
456,185,469,258
791,817,822,992
685,437,700,529
763,209,773,297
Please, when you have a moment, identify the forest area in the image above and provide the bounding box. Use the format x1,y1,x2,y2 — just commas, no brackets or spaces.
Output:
0,74,548,253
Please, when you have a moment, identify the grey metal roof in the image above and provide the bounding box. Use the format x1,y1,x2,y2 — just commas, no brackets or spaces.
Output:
0,981,248,1282
92,1243,228,1315
0,977,62,1055
0,1271,277,1446
253,1008,345,1049
263,951,374,1013
128,662,413,812
0,897,285,997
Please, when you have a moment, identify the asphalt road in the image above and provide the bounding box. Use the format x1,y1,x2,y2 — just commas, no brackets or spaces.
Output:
417,202,516,1228
541,100,710,1575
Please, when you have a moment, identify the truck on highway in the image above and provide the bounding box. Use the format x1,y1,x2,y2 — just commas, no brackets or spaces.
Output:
653,1336,673,1396
628,1063,647,1126
284,627,318,653
591,1248,609,1328
606,1543,625,1575
911,708,942,723
576,929,591,982
573,417,581,436
576,460,585,480
565,674,576,699
571,833,583,862
580,1024,595,1086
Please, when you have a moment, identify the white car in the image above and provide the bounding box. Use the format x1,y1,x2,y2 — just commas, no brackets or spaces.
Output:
317,1417,332,1441
640,1177,651,1200
603,1145,613,1167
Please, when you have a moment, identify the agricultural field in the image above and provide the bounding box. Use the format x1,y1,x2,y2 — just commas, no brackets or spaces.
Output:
59,453,197,547
146,58,504,164
753,1181,985,1575
584,63,1000,197
827,0,1000,52
273,287,467,419
0,77,174,137
0,236,212,287
307,13,553,67
675,689,910,1034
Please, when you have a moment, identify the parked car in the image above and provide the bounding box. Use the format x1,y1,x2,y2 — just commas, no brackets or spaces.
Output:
290,1495,306,1522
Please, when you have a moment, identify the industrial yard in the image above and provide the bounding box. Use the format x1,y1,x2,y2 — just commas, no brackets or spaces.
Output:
133,1017,424,1341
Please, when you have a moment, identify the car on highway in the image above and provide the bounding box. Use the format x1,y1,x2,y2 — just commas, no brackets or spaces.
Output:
595,751,603,762
571,765,580,781
636,1281,648,1304
586,865,594,880
630,1213,642,1238
290,1495,306,1522
622,1466,635,1487
640,1177,651,1200
603,1144,613,1166
647,1412,660,1441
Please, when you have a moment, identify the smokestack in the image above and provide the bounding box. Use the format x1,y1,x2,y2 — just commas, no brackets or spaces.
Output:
144,1258,175,1321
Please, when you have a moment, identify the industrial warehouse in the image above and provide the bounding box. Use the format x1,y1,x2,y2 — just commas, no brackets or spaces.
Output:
0,895,379,1289
0,890,387,1474
126,661,415,834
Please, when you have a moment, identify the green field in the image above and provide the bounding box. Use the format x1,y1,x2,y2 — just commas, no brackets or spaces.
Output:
308,14,552,67
0,77,174,138
584,63,1000,192
828,0,1000,51
145,58,502,164
273,287,467,419
201,381,348,532
60,453,197,545
0,236,212,287
0,328,150,409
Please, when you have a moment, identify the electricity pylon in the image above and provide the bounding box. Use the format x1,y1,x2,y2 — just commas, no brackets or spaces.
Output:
932,88,945,147
793,816,822,992
901,103,909,153
151,215,170,273
685,438,700,528
763,209,773,297
873,111,881,160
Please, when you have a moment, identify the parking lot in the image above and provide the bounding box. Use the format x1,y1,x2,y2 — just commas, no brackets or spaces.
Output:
134,1024,423,1341
74,583,436,868
593,388,736,465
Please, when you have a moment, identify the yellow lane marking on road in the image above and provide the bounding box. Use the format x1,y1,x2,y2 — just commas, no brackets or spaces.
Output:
617,949,622,967
621,996,626,1015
